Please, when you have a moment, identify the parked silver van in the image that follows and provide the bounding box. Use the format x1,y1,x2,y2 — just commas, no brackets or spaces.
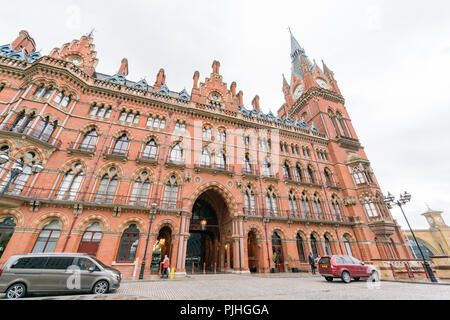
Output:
0,253,121,299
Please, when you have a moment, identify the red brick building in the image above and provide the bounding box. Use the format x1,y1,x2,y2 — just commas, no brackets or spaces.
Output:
0,30,412,277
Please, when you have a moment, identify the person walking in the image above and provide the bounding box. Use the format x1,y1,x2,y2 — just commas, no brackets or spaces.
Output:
308,253,316,275
161,254,170,279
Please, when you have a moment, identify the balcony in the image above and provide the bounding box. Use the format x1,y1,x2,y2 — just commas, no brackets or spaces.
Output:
0,123,62,149
194,162,234,177
103,148,129,162
262,172,279,182
135,151,158,166
325,181,342,190
242,167,259,180
165,156,185,169
284,175,322,188
242,207,354,225
1,186,183,211
368,215,396,236
67,141,96,157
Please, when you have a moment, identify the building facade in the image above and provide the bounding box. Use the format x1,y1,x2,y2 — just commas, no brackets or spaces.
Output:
404,208,450,259
0,30,412,277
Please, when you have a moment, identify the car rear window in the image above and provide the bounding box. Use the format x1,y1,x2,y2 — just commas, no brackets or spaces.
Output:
319,257,330,265
10,257,48,269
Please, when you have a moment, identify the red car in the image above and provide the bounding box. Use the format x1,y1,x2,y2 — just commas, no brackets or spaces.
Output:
318,255,380,283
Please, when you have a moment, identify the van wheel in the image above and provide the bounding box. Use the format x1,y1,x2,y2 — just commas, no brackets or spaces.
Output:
92,280,109,295
341,271,351,283
325,277,333,282
6,283,27,299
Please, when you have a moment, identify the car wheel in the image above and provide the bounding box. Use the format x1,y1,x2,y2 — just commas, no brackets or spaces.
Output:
325,277,333,282
369,270,380,282
5,283,27,299
92,280,109,295
341,271,351,283
353,277,360,281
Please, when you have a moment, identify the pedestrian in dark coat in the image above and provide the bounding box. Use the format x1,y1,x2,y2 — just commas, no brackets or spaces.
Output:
308,253,316,275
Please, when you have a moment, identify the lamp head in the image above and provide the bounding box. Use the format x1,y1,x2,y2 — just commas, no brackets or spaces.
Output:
0,151,9,165
31,161,43,174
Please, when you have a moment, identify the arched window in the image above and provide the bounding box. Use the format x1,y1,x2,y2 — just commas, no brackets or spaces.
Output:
11,158,34,195
363,196,378,217
53,91,64,104
343,235,353,257
272,232,284,271
12,111,35,134
312,194,324,220
78,222,103,256
300,192,311,218
265,187,278,216
95,169,119,203
202,127,212,140
60,94,71,108
56,163,84,201
243,154,252,174
294,165,303,182
215,151,226,170
324,235,333,255
296,234,306,262
79,129,98,152
307,166,315,184
201,149,211,167
42,86,53,99
331,195,343,221
170,143,183,163
288,190,299,216
263,158,272,177
116,224,139,262
112,134,129,156
163,175,178,209
324,169,333,187
283,162,291,180
119,110,127,121
0,217,16,259
130,171,151,206
33,85,45,97
32,220,61,253
352,169,366,185
310,235,319,258
32,116,57,143
142,139,158,160
244,185,256,215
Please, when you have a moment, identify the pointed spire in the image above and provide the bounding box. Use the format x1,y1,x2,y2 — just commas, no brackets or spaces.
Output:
322,60,333,75
86,28,95,38
289,27,305,61
282,73,289,89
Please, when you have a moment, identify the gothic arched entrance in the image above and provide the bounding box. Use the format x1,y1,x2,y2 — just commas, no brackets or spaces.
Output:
186,188,230,273
150,226,172,273
247,230,259,273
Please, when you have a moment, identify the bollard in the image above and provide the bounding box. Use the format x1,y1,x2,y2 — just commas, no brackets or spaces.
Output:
192,262,194,275
158,262,162,277
214,262,217,274
203,262,206,274
225,262,227,273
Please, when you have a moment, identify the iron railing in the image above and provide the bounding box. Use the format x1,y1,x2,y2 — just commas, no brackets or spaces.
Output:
1,123,62,148
2,186,182,210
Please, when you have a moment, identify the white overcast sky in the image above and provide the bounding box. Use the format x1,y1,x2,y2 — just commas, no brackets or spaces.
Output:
1,0,449,230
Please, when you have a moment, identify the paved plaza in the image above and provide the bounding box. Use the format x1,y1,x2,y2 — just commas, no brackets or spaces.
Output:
5,274,450,300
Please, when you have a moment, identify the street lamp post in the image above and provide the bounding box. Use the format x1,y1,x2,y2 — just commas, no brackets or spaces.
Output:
384,191,437,282
0,151,43,199
139,202,157,280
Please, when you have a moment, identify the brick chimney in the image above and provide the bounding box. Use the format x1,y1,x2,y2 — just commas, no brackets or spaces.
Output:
193,71,200,88
117,58,129,76
11,30,36,54
212,60,220,74
252,95,260,111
